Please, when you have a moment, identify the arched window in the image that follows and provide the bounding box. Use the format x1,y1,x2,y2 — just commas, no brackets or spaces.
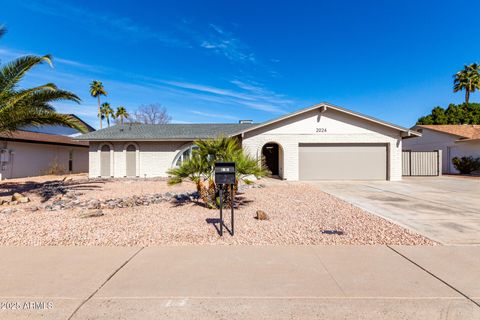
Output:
173,145,198,167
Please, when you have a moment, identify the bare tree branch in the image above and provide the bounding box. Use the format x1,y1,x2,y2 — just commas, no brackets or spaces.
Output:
132,103,172,124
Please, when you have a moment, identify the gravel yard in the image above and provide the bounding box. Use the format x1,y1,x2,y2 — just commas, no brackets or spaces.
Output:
0,174,435,246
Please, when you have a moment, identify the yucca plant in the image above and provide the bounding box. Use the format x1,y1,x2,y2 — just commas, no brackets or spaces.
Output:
0,27,87,134
167,136,268,208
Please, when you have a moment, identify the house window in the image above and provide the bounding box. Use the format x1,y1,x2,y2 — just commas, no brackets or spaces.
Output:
173,145,198,167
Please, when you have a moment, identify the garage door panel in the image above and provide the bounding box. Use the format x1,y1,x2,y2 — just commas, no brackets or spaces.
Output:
299,143,387,180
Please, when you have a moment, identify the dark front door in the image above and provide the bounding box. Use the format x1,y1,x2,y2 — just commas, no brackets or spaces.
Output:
262,143,279,175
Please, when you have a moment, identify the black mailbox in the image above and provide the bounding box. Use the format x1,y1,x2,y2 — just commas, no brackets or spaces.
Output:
215,162,236,185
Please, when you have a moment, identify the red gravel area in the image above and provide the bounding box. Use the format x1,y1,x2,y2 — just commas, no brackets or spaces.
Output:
0,176,435,246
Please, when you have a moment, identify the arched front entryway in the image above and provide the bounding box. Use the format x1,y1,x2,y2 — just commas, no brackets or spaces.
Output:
100,144,111,177
125,144,137,177
262,143,282,177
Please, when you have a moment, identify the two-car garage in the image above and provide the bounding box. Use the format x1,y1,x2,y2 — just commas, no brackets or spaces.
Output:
240,103,414,181
298,143,388,180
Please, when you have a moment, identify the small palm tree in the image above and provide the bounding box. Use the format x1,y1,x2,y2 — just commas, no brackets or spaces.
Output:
100,102,114,127
115,106,129,127
454,63,480,106
168,136,268,208
89,80,107,129
0,28,86,134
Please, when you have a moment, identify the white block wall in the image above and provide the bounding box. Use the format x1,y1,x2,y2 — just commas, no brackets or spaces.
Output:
242,108,403,181
89,141,191,178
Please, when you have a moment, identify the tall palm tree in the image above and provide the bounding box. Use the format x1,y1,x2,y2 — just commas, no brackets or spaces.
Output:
89,80,107,129
454,63,480,106
0,28,86,134
115,106,129,127
100,102,114,127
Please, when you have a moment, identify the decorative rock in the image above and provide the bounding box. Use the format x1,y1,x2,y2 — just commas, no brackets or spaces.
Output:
19,197,30,203
1,208,16,215
81,210,104,218
12,193,24,201
0,196,11,205
256,210,268,220
87,199,101,210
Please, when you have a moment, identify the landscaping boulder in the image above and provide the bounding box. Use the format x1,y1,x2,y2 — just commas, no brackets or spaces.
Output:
1,208,16,215
87,199,101,210
19,197,30,203
0,195,11,205
256,210,268,220
81,209,104,218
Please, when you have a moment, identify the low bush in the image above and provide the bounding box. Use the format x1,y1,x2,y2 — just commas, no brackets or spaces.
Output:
452,156,480,174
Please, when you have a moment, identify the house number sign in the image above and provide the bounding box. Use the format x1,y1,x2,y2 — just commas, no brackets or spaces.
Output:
316,128,327,133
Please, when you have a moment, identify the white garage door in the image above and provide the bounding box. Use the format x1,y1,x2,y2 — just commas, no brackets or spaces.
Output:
299,143,387,180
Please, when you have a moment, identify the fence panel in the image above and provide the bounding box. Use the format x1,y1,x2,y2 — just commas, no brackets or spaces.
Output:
402,150,441,176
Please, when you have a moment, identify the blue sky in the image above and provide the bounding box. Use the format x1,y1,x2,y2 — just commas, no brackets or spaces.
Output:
1,0,479,128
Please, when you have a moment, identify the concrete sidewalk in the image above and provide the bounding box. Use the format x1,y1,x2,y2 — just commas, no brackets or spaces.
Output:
0,246,479,319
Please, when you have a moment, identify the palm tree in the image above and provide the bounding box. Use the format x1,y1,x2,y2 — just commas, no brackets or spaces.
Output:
89,80,107,129
115,106,129,127
454,63,480,106
100,102,114,127
168,136,268,208
0,29,86,134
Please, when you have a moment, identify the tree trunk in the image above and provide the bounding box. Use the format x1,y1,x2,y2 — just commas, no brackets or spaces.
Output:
466,90,470,106
98,96,102,129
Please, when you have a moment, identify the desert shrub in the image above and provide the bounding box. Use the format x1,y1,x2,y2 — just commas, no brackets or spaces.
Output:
167,136,268,208
452,156,480,174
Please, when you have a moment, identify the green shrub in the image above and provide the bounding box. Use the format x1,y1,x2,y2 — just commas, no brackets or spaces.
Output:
167,136,269,208
452,156,480,174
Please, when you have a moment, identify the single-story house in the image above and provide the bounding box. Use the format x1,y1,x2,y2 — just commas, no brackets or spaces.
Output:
403,125,480,174
0,115,94,180
0,130,89,179
76,103,420,181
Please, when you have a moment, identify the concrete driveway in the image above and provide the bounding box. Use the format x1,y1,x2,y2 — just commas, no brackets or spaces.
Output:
309,176,480,245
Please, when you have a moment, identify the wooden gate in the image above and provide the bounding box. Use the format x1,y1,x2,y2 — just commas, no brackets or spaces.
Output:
402,150,442,176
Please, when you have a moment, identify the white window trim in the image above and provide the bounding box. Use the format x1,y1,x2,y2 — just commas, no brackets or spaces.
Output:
172,144,198,167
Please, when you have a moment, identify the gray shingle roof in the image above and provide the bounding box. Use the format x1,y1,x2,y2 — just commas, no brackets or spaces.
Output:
76,123,258,141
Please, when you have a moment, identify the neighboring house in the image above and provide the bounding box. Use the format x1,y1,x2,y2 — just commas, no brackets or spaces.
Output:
0,131,89,179
0,115,94,180
76,103,419,181
403,125,480,174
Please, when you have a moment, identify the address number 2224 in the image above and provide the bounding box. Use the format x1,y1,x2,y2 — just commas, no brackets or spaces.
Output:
316,128,327,133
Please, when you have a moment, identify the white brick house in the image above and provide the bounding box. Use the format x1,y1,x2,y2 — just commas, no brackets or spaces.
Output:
77,103,419,181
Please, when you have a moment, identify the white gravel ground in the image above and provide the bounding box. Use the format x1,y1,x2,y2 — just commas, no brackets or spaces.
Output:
0,175,435,246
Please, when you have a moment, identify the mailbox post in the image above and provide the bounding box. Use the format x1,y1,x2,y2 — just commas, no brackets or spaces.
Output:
214,162,236,236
